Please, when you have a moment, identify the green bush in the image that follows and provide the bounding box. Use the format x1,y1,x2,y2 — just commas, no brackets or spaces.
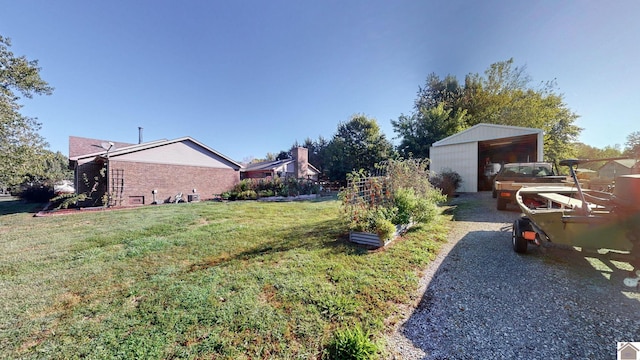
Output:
393,188,417,225
257,189,274,198
50,193,88,209
349,206,396,235
236,190,257,200
341,159,447,238
237,179,253,192
223,177,319,200
325,325,379,360
374,217,396,240
413,197,438,223
430,169,462,197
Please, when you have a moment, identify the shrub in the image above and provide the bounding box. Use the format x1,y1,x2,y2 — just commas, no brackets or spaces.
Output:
325,325,379,360
257,189,274,198
413,197,439,223
430,169,462,197
236,190,257,200
393,188,417,225
223,177,319,200
348,207,395,234
50,193,88,209
374,217,396,240
237,179,253,192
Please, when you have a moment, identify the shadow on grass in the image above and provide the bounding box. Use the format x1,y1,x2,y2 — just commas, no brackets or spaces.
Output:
188,218,368,272
0,198,44,216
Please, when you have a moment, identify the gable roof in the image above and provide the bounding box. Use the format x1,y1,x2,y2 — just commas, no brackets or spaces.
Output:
69,136,135,158
243,159,290,171
70,136,242,170
432,123,542,147
242,158,320,174
599,159,639,169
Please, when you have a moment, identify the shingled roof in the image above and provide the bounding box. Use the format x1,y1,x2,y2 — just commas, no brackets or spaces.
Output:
68,136,135,158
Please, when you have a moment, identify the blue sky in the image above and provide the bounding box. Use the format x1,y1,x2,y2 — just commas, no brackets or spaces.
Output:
2,0,639,162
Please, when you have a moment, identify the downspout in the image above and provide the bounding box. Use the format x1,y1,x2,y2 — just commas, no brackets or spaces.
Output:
105,156,109,207
105,142,114,207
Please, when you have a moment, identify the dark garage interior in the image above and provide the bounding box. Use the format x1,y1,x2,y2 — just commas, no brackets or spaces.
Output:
477,134,539,190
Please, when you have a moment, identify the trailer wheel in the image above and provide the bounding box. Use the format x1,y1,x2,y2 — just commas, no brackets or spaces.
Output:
497,198,508,210
512,219,528,253
492,189,497,198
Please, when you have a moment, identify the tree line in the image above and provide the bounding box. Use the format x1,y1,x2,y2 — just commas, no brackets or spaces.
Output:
2,35,639,193
270,59,639,181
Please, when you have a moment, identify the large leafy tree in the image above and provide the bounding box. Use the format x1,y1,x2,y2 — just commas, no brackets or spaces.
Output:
326,115,394,181
394,58,581,162
466,59,581,162
1,35,53,188
392,74,468,158
392,103,467,159
35,150,73,184
624,130,640,158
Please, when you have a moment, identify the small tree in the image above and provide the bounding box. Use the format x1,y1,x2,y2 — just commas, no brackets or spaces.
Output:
326,115,394,182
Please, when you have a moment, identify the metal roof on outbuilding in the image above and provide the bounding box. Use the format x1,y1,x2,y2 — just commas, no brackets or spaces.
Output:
432,123,543,147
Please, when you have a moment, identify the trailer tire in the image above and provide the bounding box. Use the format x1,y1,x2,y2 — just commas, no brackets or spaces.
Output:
497,198,508,211
512,219,528,253
492,189,497,198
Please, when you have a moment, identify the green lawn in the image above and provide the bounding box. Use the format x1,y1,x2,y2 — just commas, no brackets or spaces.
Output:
0,198,450,359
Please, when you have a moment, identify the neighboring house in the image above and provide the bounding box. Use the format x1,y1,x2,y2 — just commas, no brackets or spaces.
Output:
241,147,320,181
69,136,241,206
597,159,639,179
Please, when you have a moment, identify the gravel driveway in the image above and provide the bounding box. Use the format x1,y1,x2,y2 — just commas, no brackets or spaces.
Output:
388,192,640,359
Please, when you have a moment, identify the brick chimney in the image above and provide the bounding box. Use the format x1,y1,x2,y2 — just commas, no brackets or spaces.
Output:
292,147,309,179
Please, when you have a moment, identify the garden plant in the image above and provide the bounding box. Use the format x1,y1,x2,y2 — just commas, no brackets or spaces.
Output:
339,158,446,241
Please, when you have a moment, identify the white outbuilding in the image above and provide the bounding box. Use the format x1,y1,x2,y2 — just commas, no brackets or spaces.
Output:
429,123,544,193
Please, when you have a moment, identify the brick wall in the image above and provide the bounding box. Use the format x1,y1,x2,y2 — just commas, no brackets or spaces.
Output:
292,147,309,180
108,160,240,205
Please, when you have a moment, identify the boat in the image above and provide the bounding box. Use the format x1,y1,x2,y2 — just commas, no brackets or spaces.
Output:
512,159,640,287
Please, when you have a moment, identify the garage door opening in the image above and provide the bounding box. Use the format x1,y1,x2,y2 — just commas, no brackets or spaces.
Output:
477,134,538,191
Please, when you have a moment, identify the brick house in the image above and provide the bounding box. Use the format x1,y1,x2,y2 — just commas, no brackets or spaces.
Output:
241,147,320,181
69,136,241,206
